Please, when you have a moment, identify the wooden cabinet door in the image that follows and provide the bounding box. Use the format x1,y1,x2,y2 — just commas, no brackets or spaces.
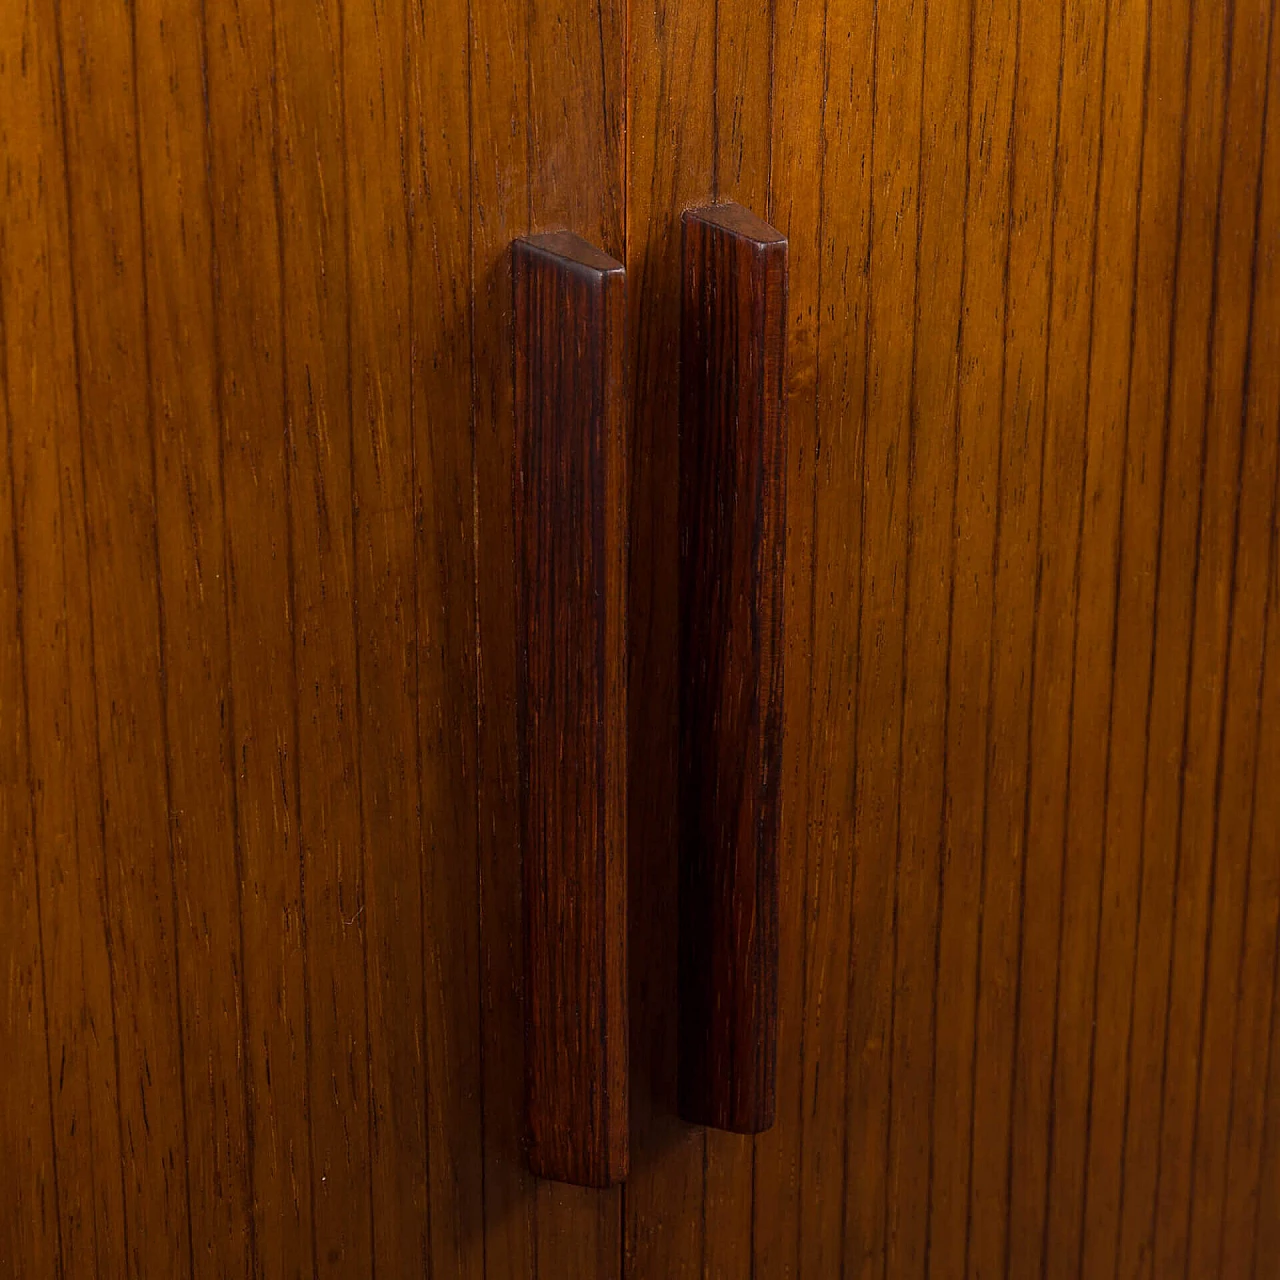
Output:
1,0,623,1275
623,1,1280,1277
3,0,1279,1276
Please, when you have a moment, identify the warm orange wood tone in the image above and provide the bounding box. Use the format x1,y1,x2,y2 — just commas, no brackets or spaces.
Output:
625,1,1280,1279
2,0,1278,1275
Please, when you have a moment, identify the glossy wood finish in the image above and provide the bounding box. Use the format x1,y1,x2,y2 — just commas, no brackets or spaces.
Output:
3,0,1279,1274
677,203,787,1135
0,0,625,1274
513,232,629,1189
623,0,1280,1277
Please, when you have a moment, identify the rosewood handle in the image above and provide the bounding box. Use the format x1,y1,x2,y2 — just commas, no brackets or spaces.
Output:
678,203,787,1134
513,232,629,1187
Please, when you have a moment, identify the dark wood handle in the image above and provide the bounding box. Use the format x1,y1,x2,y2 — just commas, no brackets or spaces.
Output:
513,232,629,1187
678,203,787,1134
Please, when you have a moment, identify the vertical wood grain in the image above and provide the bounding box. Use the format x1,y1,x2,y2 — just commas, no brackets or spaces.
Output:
885,0,970,1272
1045,0,1148,1273
467,0,536,1266
1218,25,1280,1277
132,0,254,1269
0,0,124,1273
345,0,432,1271
625,4,1280,1277
843,2,926,1274
514,232,629,1193
1006,0,1107,1268
774,4,870,1277
0,164,60,1280
406,0,487,1271
53,0,192,1269
272,0,376,1271
1116,0,1232,1272
677,203,786,1141
1248,456,1280,1279
5,0,1278,1275
1081,1,1191,1274
964,0,1060,1271
1151,0,1272,1271
1184,7,1278,1269
203,0,316,1271
928,0,1016,1271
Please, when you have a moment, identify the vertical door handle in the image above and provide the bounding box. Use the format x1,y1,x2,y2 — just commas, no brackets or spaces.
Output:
513,232,629,1187
678,203,788,1134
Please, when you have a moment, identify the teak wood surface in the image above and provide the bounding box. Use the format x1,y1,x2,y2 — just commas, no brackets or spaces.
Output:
678,203,787,1136
3,0,1280,1275
513,232,629,1189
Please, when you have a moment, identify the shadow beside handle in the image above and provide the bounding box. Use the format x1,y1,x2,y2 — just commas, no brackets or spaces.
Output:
513,232,629,1187
678,203,788,1134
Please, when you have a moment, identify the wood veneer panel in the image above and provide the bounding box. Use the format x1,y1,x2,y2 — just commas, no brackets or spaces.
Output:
1152,0,1273,1269
1184,6,1279,1268
766,5,871,1277
843,0,927,1269
928,0,1017,1270
52,0,191,1268
514,232,629,1191
1249,479,1280,1278
1082,1,1192,1274
273,0,376,1271
1218,26,1280,1276
0,176,60,1280
886,0,971,1273
1006,0,1108,1265
467,0,537,1267
5,0,1277,1273
638,0,1279,1273
1116,0,1234,1271
963,0,1061,1271
346,0,432,1272
202,1,317,1270
1043,0,1149,1272
406,0,486,1273
132,0,254,1268
0,1,122,1272
677,203,787,1138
